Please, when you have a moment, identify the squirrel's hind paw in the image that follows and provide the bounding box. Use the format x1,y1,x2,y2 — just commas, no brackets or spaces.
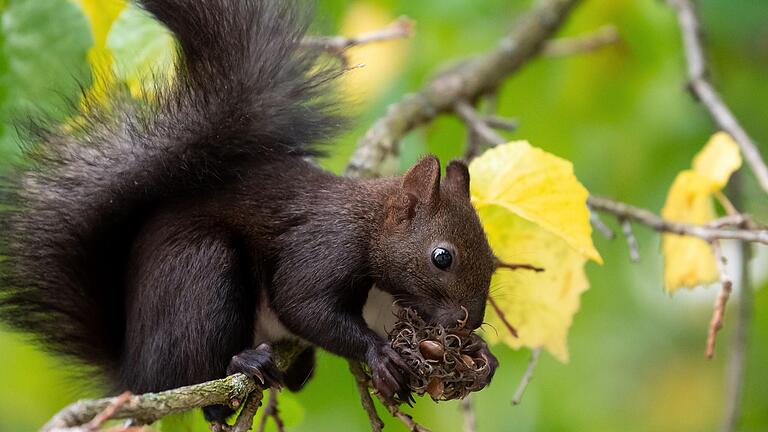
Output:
227,343,284,389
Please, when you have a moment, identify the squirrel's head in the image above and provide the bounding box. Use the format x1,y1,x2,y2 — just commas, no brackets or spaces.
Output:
373,156,495,330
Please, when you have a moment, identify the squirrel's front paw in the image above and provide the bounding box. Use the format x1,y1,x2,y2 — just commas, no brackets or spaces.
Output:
464,334,499,386
367,344,413,404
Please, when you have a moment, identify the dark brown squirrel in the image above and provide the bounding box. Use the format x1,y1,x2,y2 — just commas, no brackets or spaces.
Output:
0,0,498,423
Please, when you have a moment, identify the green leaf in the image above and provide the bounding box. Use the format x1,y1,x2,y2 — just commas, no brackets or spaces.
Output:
0,0,91,158
107,3,175,97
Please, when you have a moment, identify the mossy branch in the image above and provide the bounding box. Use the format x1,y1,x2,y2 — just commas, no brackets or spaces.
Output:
43,342,307,432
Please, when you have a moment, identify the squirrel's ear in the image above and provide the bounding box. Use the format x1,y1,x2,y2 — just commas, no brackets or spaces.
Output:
444,160,470,199
402,155,441,207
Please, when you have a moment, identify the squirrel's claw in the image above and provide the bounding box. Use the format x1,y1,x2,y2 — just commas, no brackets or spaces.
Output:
227,343,284,389
368,344,413,405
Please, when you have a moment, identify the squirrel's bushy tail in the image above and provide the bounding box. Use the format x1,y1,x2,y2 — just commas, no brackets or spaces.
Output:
0,0,341,375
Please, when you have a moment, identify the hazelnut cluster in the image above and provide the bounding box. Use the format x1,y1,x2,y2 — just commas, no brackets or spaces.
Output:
388,308,493,401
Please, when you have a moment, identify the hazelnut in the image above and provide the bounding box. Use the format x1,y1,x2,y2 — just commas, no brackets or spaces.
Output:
419,340,445,361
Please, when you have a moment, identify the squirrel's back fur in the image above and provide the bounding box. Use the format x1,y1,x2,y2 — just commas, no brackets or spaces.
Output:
0,0,342,376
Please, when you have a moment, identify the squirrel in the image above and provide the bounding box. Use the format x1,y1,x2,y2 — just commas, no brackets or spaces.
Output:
0,0,498,423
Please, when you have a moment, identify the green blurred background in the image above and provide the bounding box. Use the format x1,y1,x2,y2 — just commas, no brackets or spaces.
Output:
1,0,767,431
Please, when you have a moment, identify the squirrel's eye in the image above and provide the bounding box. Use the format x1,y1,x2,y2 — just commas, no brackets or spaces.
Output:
431,247,453,270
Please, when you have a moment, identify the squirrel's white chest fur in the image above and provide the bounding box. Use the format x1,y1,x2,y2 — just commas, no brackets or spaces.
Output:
253,287,398,345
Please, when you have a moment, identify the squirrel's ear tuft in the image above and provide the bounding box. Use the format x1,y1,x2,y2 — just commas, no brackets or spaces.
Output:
444,160,470,199
402,155,441,207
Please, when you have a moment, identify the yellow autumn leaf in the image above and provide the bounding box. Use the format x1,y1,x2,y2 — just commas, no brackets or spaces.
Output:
340,3,408,105
661,133,742,292
470,141,602,264
469,141,600,362
75,0,127,103
661,171,719,291
692,132,742,190
479,206,588,362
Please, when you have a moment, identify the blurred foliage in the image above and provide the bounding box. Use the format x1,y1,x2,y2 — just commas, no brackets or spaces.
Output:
1,0,767,431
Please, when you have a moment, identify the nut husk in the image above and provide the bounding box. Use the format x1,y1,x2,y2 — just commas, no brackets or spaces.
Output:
388,308,493,402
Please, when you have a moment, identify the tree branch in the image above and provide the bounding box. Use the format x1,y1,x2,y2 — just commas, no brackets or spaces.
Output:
706,240,733,359
348,360,384,432
667,0,768,195
489,297,519,338
721,174,753,432
42,342,307,431
43,374,257,431
232,392,265,432
348,360,431,432
455,100,508,148
303,17,414,52
460,396,477,432
256,391,284,432
346,0,582,178
589,207,615,239
542,25,620,57
587,196,768,245
511,348,542,406
620,218,641,262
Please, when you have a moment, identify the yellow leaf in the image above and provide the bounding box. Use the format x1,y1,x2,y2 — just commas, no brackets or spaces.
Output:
469,141,599,362
469,141,602,264
75,0,127,103
661,171,719,291
76,0,125,43
479,206,588,362
692,132,742,190
660,133,742,292
340,3,409,106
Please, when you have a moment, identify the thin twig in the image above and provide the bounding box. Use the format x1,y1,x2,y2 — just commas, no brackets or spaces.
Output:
455,100,507,148
589,208,615,239
84,392,133,430
348,360,431,432
667,0,768,195
461,94,514,160
706,241,733,359
460,396,477,432
256,391,284,432
542,25,621,57
721,174,752,432
346,0,582,178
714,191,739,217
489,297,518,338
511,348,542,406
495,258,545,273
383,404,431,432
348,360,385,432
722,238,752,432
483,115,518,131
463,106,484,161
303,17,414,52
620,218,641,262
706,214,752,229
232,392,265,432
587,196,768,245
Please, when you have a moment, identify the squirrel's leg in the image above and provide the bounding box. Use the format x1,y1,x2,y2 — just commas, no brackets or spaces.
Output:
283,346,316,391
122,220,260,423
270,281,411,402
